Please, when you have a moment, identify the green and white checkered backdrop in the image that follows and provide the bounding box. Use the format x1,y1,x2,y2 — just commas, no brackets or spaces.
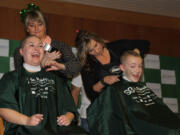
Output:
0,38,180,113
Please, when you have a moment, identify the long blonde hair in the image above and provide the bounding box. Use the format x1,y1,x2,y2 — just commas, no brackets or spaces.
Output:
75,30,106,66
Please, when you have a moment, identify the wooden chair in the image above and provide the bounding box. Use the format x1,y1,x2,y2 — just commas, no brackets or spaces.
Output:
0,117,4,135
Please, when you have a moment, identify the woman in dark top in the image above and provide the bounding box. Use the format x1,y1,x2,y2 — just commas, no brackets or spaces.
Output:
14,10,81,77
75,30,150,102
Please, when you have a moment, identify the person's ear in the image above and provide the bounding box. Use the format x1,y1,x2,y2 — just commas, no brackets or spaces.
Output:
120,64,125,72
19,48,23,56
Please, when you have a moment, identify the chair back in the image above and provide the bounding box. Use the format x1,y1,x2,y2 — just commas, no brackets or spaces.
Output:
0,117,4,135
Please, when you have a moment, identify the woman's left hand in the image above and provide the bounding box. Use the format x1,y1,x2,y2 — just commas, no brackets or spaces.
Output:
46,51,61,60
41,51,61,67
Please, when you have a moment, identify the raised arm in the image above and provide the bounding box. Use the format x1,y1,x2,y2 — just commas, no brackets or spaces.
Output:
50,40,81,76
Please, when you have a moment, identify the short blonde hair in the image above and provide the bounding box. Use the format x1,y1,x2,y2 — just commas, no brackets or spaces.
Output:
25,10,46,31
120,50,142,64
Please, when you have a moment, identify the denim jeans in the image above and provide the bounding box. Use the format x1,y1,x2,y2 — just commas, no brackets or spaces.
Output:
80,118,89,132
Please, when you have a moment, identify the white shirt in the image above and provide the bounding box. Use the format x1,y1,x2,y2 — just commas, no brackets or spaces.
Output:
71,74,91,118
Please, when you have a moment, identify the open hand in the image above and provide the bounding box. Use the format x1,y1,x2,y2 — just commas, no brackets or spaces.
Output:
57,115,72,126
41,51,61,67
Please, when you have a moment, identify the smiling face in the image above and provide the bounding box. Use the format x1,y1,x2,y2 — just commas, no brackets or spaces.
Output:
88,39,104,56
27,20,46,39
120,55,143,82
20,36,44,66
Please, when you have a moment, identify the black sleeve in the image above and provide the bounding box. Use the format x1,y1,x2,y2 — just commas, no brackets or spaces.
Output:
51,40,81,76
107,39,150,58
81,67,100,102
13,47,23,70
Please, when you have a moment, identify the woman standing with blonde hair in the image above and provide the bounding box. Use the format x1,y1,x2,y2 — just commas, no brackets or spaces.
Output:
14,7,81,78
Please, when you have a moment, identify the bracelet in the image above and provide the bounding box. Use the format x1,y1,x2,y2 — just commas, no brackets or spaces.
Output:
100,78,108,86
